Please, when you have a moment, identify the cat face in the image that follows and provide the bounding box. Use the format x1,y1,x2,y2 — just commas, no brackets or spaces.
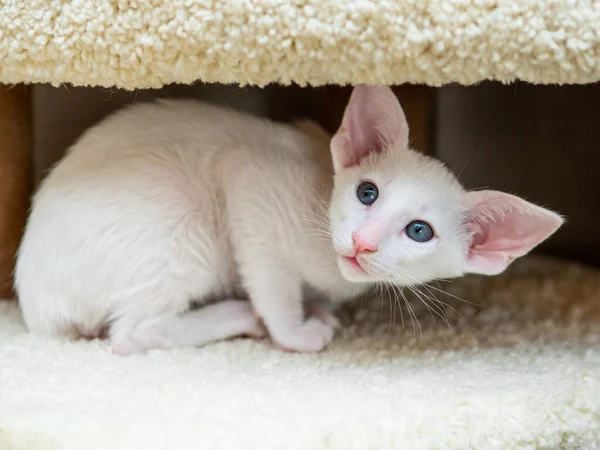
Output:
328,85,564,286
330,145,470,285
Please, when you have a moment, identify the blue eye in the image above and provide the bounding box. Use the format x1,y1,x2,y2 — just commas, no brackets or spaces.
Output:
406,220,434,242
356,181,378,206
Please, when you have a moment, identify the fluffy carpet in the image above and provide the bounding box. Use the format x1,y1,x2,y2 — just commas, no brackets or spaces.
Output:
1,256,599,450
1,0,600,89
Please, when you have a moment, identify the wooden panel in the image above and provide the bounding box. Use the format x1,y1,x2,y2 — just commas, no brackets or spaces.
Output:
435,82,600,265
0,85,33,298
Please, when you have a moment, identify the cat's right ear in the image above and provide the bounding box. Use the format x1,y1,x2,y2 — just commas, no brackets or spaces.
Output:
462,190,564,275
330,85,409,172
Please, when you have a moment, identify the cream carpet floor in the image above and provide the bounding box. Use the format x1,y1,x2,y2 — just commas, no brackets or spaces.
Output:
1,256,599,450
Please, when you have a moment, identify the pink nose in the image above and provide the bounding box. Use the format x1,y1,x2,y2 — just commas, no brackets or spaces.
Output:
352,232,378,254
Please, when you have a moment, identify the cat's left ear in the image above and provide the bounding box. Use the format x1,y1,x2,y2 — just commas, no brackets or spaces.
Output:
463,190,564,275
330,85,409,172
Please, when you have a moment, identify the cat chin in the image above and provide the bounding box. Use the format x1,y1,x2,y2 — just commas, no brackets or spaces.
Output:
339,271,374,284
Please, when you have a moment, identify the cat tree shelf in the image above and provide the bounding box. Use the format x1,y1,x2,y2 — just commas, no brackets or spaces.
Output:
1,0,600,89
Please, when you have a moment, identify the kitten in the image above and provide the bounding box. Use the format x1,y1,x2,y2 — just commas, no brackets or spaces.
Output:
15,85,563,355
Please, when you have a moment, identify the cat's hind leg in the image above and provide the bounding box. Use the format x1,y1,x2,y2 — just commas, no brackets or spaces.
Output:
109,299,266,356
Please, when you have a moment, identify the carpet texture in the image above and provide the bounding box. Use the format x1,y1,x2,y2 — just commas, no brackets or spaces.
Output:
2,0,600,89
1,256,599,449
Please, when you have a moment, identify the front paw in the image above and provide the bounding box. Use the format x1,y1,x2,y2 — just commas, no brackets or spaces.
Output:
272,317,336,353
306,303,341,330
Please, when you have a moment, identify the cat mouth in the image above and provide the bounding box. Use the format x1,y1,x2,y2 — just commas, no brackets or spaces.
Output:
341,256,367,274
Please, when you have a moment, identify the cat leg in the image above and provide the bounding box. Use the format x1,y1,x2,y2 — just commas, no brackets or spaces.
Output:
305,300,341,329
110,299,266,356
244,266,337,353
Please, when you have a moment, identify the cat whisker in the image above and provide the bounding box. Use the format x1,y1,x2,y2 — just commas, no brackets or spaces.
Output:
382,272,421,347
389,282,406,331
386,270,462,342
302,226,334,236
379,281,386,319
408,285,439,323
299,209,335,230
400,285,422,349
384,266,465,338
302,228,335,243
385,267,457,342
419,283,465,321
420,281,480,307
455,160,470,181
300,217,334,232
301,181,333,221
303,181,332,211
408,133,422,148
389,263,478,308
376,282,385,322
383,282,395,337
408,285,457,338
381,277,396,337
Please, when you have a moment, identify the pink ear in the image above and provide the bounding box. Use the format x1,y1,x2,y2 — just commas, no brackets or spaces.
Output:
463,190,564,275
330,85,409,171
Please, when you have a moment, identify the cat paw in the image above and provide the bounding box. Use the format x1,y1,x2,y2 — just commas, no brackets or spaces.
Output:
109,323,165,356
241,313,268,339
111,336,144,356
273,317,336,353
306,304,341,329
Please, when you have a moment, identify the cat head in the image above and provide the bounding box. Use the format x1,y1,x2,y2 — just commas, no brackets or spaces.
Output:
329,85,564,285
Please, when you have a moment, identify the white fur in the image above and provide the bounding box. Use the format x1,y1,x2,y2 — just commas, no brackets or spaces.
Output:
15,87,563,354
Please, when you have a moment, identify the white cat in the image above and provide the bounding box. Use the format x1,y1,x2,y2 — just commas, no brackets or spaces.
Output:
15,85,563,355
